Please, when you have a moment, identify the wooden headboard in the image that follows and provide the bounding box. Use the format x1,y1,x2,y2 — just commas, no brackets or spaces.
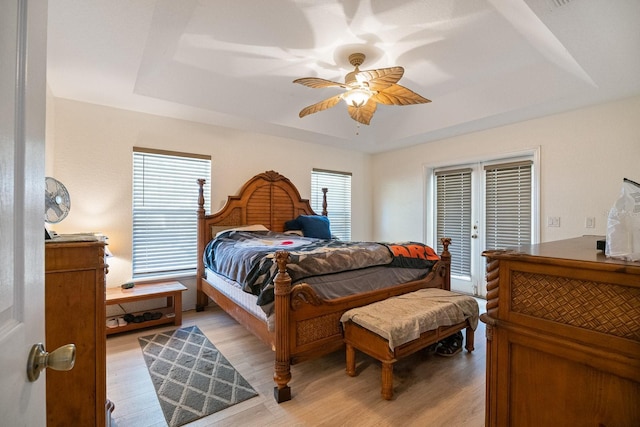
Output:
195,169,326,309
197,170,326,246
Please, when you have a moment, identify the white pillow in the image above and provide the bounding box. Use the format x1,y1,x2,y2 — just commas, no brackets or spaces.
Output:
215,224,268,238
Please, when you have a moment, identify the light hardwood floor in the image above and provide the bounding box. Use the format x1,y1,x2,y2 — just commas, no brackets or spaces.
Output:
107,303,486,427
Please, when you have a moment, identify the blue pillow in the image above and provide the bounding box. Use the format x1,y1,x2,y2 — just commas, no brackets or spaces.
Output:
297,215,331,239
284,219,302,231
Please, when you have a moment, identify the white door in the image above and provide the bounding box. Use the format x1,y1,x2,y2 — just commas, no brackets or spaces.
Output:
428,152,539,297
0,0,48,424
432,166,481,295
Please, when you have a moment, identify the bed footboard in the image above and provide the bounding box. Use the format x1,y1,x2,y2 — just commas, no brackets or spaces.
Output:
271,238,451,403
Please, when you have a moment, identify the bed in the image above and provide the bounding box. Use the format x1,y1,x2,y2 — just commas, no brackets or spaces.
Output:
196,170,451,402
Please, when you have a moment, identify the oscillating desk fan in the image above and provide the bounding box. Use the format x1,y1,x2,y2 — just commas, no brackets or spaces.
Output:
45,177,70,238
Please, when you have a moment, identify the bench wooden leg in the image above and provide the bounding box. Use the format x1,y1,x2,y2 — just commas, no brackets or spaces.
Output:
346,343,356,377
381,362,394,400
465,326,474,352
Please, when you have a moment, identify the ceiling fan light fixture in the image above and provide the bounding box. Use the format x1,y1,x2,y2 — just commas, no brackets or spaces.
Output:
342,87,373,108
294,52,430,125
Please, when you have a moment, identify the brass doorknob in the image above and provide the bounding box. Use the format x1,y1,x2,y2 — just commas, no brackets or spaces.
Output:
26,343,76,382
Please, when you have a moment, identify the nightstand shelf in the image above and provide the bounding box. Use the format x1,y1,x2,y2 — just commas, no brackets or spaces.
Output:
106,281,187,335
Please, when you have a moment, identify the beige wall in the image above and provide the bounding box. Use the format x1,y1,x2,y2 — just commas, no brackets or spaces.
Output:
47,95,640,310
47,98,372,310
371,95,640,245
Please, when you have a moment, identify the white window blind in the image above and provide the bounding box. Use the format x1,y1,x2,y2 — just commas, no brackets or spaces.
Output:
311,169,351,240
485,160,532,250
435,169,472,276
132,148,211,278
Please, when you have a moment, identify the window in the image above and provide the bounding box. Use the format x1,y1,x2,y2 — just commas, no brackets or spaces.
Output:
311,169,351,240
435,168,472,277
132,147,211,278
484,160,532,250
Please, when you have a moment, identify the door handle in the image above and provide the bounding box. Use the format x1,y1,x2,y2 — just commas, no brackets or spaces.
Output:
26,343,76,382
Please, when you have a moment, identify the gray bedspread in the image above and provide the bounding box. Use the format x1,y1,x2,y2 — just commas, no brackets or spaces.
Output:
203,230,438,307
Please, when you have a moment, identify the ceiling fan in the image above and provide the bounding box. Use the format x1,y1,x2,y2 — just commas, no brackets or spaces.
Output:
293,53,431,125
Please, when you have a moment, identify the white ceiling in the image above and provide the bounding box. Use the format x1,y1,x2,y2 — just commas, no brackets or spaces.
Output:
47,0,640,154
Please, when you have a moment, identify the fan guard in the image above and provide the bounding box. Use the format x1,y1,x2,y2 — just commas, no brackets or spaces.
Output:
45,177,71,224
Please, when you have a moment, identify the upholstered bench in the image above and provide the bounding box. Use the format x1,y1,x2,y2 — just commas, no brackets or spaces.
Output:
340,288,479,400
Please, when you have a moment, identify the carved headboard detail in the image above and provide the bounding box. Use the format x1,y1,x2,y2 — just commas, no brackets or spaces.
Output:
197,170,323,244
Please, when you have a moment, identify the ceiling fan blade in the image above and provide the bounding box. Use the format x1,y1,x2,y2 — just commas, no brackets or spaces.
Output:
373,83,431,106
355,66,404,91
347,98,377,125
299,94,343,118
293,77,346,89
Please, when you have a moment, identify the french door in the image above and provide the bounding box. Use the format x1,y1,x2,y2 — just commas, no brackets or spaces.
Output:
427,152,539,297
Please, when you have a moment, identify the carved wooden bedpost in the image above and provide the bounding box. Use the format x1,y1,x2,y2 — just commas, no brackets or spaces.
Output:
440,237,452,291
196,179,209,311
479,250,501,427
480,250,501,342
482,251,501,322
321,187,328,216
273,250,292,402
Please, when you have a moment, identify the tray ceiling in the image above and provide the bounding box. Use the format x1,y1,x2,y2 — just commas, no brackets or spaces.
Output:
47,0,640,153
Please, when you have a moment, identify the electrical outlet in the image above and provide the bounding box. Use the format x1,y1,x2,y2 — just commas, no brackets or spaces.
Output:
547,216,560,227
585,217,596,228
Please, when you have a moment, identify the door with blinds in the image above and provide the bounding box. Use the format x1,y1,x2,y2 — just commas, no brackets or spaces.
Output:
433,157,536,296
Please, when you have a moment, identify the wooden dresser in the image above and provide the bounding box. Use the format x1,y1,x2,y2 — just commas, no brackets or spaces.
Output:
45,237,112,427
481,236,640,426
